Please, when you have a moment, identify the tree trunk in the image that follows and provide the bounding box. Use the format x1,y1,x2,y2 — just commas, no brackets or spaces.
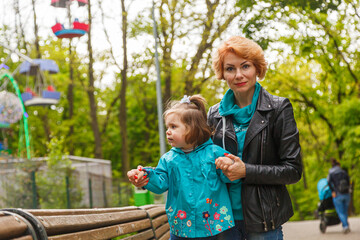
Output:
159,0,175,105
31,0,40,59
87,0,103,158
32,0,51,142
14,0,28,53
67,40,75,155
119,0,129,177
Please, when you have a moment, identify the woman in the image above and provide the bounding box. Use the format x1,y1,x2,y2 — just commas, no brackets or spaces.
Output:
209,36,302,240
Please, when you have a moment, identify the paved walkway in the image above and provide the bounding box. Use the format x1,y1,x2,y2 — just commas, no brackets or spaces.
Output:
283,217,360,239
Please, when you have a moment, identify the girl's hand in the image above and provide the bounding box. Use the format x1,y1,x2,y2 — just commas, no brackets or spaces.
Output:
127,165,149,188
219,153,246,181
215,156,234,170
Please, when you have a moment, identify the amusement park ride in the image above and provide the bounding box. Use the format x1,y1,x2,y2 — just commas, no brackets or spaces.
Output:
0,0,89,158
20,59,61,106
51,0,89,39
0,43,59,159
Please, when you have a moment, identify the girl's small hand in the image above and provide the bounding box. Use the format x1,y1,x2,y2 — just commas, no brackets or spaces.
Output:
215,156,234,170
127,165,149,187
220,153,246,181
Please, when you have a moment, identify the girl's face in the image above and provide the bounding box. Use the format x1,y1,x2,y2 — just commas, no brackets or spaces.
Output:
165,113,193,150
223,52,257,95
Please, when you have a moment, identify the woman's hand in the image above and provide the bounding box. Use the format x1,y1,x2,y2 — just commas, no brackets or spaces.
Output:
127,165,149,188
218,153,246,181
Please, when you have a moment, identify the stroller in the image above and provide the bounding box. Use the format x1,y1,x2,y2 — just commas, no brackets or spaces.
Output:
317,178,340,233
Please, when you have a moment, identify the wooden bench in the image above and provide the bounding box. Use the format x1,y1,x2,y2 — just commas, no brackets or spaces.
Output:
0,204,170,240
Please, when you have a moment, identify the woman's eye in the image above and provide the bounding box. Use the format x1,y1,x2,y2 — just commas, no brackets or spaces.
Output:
225,67,234,71
242,64,250,70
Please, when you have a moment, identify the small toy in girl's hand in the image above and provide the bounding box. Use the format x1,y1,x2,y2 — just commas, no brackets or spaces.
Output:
138,167,152,179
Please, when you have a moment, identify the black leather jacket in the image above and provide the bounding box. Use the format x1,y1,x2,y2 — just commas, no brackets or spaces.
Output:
207,87,302,233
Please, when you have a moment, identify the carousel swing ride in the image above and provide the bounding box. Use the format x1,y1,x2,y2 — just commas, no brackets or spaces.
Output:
51,0,89,39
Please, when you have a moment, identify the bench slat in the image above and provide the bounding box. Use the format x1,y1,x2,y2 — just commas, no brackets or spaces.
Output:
147,207,166,218
0,215,28,239
48,218,151,240
152,214,168,229
155,223,170,238
39,210,148,235
121,229,154,240
158,230,170,240
13,236,34,240
27,206,139,216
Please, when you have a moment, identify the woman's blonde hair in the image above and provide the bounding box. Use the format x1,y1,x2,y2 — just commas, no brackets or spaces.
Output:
164,95,212,147
212,36,268,80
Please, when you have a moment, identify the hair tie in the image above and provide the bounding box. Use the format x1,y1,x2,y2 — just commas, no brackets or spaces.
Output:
180,95,191,104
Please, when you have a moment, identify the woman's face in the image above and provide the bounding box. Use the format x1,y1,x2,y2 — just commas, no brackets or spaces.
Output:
223,52,257,95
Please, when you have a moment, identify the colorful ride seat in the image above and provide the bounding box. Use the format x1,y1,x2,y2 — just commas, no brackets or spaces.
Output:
21,92,33,102
42,90,61,100
19,59,59,75
51,20,89,39
51,0,88,8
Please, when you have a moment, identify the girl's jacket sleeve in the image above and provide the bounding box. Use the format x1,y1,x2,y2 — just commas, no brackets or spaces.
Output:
143,157,169,194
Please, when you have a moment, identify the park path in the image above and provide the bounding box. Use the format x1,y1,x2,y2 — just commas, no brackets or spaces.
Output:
282,217,360,240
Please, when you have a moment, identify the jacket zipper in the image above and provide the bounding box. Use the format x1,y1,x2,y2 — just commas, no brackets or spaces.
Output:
258,130,269,231
257,187,268,231
262,129,276,230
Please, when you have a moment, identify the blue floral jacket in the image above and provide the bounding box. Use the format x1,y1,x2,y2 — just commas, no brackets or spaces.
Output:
144,138,237,238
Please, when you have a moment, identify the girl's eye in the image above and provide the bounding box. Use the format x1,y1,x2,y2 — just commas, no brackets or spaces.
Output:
225,66,234,71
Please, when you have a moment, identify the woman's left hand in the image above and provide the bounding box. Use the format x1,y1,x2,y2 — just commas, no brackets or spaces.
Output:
219,153,246,181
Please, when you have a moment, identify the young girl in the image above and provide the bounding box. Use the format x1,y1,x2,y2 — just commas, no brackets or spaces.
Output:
128,95,238,240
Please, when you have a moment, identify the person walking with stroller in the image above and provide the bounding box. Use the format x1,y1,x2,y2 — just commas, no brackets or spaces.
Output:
327,158,351,234
128,95,239,240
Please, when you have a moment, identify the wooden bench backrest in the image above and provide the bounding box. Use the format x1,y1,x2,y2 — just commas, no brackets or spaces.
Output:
0,204,170,240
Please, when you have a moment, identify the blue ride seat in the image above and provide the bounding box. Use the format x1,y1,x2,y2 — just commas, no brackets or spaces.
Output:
42,90,60,100
21,92,33,102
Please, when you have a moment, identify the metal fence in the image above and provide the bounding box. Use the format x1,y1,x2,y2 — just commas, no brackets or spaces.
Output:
0,155,135,209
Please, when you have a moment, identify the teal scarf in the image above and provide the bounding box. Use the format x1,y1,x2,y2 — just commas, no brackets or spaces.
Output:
219,82,261,124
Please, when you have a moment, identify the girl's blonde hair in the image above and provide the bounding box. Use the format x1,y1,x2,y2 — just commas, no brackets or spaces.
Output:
164,95,212,147
212,36,268,80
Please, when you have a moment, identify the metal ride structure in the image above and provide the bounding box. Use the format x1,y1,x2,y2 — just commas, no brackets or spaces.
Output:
0,72,31,160
51,0,89,39
19,59,61,107
0,43,60,159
